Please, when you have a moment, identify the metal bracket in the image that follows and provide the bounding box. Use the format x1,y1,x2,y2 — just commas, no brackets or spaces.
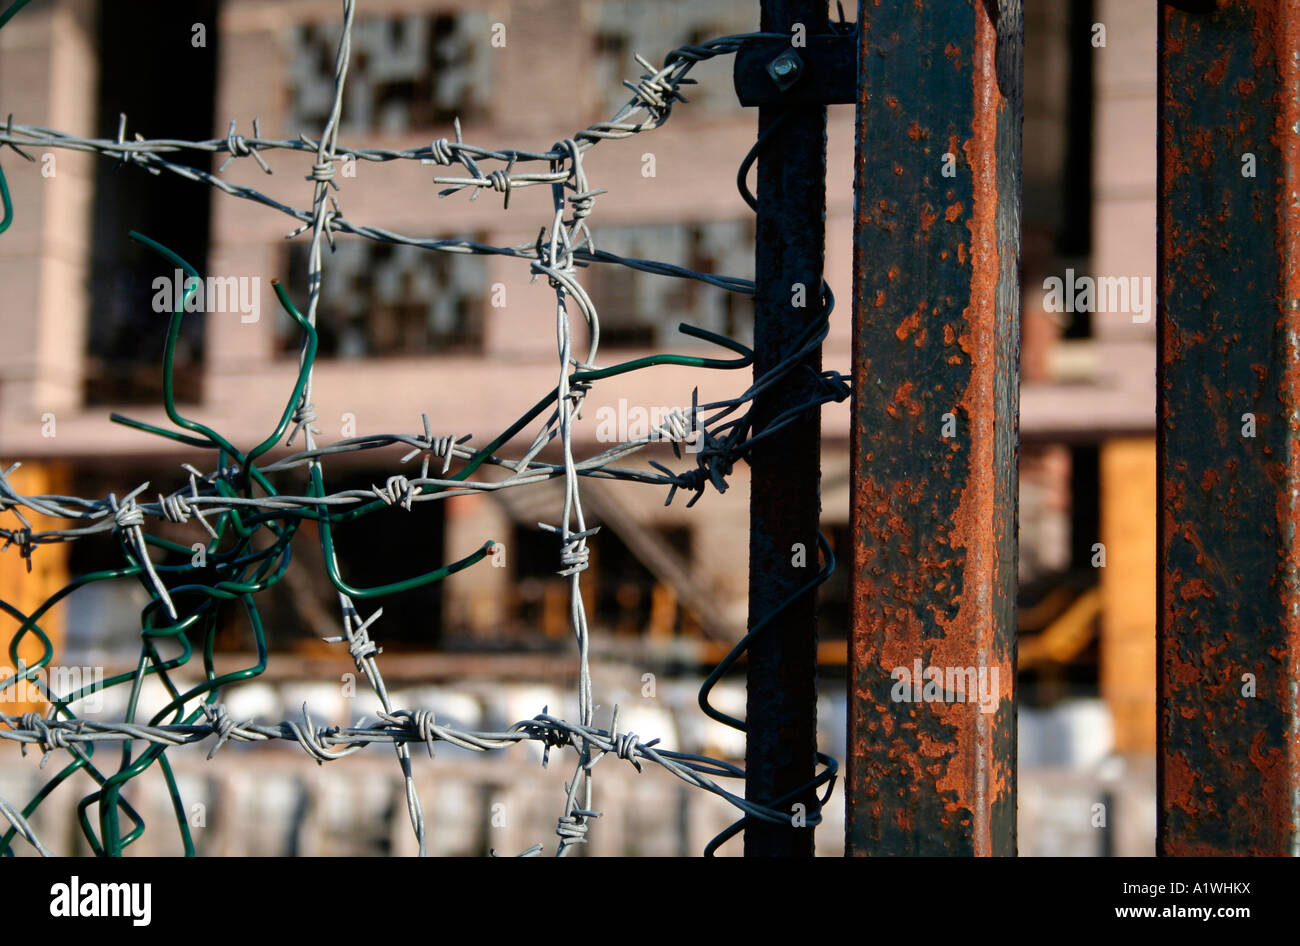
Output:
733,33,858,107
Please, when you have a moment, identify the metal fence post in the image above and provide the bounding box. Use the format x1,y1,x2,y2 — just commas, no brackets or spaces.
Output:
1158,0,1300,856
847,0,1022,856
744,0,829,857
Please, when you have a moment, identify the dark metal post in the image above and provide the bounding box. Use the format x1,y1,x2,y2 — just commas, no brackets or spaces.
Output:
847,0,1022,855
744,0,829,857
1158,0,1300,855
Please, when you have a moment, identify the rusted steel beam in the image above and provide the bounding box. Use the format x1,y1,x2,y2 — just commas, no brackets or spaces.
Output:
1158,0,1300,856
744,0,829,857
847,0,1021,855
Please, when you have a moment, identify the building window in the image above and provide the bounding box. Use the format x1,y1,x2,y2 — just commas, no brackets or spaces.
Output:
86,0,218,405
279,240,486,358
817,523,852,641
591,0,755,118
508,521,692,639
586,220,755,349
288,11,492,136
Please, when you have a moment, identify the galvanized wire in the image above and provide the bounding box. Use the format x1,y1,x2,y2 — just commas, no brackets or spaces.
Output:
0,0,846,857
0,793,51,856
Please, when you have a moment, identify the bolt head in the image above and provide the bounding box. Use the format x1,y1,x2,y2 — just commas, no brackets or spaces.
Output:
766,51,804,91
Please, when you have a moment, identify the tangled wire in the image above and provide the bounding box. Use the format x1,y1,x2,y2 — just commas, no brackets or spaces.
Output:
0,0,847,857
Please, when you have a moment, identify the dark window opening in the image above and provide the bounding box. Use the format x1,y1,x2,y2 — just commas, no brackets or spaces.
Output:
591,2,755,117
587,221,755,350
289,13,491,136
304,475,447,651
253,465,448,652
86,0,218,405
508,522,691,638
817,523,852,640
595,31,626,56
279,239,485,358
1060,0,1095,338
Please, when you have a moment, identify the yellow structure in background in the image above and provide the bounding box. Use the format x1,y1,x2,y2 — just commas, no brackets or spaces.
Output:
0,461,69,720
1100,437,1157,753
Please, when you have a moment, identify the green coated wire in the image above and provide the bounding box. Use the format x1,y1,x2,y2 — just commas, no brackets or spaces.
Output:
245,282,318,465
0,0,40,235
0,160,13,235
7,0,474,857
0,239,789,853
0,0,36,30
99,596,269,855
126,233,254,467
13,237,349,852
0,314,299,854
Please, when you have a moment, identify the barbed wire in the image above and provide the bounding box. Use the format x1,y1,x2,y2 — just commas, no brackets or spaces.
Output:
0,702,809,836
0,33,774,295
0,0,846,857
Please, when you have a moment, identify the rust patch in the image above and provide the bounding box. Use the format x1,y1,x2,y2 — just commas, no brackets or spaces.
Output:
895,311,921,341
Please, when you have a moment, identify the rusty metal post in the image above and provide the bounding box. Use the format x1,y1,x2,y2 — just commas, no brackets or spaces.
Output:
1158,0,1300,856
847,0,1021,855
743,0,829,857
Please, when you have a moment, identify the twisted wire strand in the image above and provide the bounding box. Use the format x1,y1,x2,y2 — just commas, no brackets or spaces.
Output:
0,794,51,856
